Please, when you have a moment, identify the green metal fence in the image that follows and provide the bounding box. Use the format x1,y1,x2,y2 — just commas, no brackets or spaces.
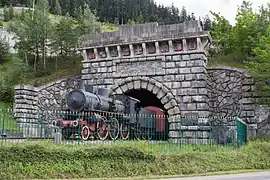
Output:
1,106,248,150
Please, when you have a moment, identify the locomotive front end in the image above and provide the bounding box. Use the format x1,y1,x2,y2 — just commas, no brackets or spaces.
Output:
67,89,100,112
67,89,87,112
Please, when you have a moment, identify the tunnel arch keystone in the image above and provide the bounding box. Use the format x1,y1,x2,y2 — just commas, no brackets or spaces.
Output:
109,76,181,117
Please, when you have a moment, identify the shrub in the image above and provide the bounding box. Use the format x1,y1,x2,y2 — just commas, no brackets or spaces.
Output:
0,141,269,180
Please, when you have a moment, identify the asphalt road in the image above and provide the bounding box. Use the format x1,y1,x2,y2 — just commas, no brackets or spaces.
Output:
158,172,270,180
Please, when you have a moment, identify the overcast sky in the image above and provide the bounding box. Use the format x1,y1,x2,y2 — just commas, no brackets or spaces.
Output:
154,0,269,24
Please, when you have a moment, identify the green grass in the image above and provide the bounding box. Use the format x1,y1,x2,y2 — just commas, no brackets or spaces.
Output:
0,102,19,133
0,139,269,180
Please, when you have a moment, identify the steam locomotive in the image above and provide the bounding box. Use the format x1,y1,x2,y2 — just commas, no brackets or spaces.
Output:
52,84,168,141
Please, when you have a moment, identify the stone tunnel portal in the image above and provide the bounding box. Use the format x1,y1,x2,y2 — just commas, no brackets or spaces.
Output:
109,77,181,141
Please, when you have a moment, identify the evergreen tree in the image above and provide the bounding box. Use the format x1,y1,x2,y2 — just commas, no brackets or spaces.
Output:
52,14,78,56
180,6,187,22
8,5,14,20
202,15,212,31
3,5,9,22
0,37,9,64
50,0,62,15
55,0,61,15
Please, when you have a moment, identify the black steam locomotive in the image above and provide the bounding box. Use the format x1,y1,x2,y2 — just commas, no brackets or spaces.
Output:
53,84,167,141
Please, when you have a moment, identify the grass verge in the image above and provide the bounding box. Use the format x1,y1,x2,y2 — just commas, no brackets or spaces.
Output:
0,140,269,180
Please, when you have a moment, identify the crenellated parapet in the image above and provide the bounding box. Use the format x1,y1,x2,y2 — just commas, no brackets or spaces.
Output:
77,21,212,63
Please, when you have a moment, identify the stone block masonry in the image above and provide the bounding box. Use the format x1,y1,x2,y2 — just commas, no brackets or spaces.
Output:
13,85,39,137
13,76,81,137
79,21,211,118
13,21,270,141
78,21,212,143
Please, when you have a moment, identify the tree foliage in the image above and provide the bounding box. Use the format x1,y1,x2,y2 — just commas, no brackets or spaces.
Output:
51,14,78,56
0,0,197,25
209,1,270,103
210,1,270,59
248,25,270,101
0,55,28,102
0,37,9,64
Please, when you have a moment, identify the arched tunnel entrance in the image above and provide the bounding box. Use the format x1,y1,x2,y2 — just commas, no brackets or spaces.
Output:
125,89,165,110
109,76,181,141
124,89,169,141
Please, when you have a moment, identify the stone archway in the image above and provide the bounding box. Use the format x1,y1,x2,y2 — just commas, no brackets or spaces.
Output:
108,76,180,117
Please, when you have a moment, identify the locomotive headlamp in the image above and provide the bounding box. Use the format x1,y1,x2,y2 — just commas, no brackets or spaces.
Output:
72,120,79,127
51,120,57,126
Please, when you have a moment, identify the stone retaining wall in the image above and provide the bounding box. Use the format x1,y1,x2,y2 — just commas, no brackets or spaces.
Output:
13,76,81,137
207,66,256,121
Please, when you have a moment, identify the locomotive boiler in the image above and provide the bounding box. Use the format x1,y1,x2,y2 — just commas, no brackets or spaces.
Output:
67,89,126,113
53,83,167,141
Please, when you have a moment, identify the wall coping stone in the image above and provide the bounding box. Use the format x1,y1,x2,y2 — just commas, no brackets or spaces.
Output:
78,20,212,49
14,85,38,92
38,75,81,91
207,66,253,77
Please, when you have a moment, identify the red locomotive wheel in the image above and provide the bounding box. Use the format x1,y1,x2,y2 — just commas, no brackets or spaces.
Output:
97,116,109,141
81,126,90,141
109,118,120,140
120,123,129,140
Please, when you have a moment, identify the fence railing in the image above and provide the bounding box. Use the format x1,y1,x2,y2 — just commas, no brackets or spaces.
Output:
1,107,248,149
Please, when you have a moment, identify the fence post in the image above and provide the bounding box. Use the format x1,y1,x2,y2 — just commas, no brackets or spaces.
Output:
78,112,81,145
179,115,183,148
40,111,43,138
54,127,62,145
1,104,5,141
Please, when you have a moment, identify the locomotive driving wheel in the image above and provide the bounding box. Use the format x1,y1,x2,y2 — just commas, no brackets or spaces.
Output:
97,116,109,141
109,117,120,140
81,126,90,141
120,122,130,140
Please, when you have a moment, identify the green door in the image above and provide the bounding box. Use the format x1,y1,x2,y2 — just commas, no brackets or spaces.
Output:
236,117,247,146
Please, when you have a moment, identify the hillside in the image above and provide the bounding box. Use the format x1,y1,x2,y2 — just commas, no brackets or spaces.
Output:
0,0,270,103
0,0,199,26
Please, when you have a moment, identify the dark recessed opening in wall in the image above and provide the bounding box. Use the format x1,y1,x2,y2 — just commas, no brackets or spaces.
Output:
124,89,169,141
124,89,165,111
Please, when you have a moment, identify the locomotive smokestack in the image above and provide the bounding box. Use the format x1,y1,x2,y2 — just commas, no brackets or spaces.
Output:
79,80,85,90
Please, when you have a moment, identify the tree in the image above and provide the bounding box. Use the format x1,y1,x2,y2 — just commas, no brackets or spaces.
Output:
55,0,62,15
231,1,258,59
36,0,51,70
210,11,233,55
0,37,9,64
3,5,9,22
51,14,78,56
180,6,187,22
9,4,52,72
50,0,62,15
0,55,28,102
8,5,14,20
202,15,212,31
76,4,101,36
248,25,270,103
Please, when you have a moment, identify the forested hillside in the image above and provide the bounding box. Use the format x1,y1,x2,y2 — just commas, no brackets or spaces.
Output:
0,0,269,104
0,0,198,25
